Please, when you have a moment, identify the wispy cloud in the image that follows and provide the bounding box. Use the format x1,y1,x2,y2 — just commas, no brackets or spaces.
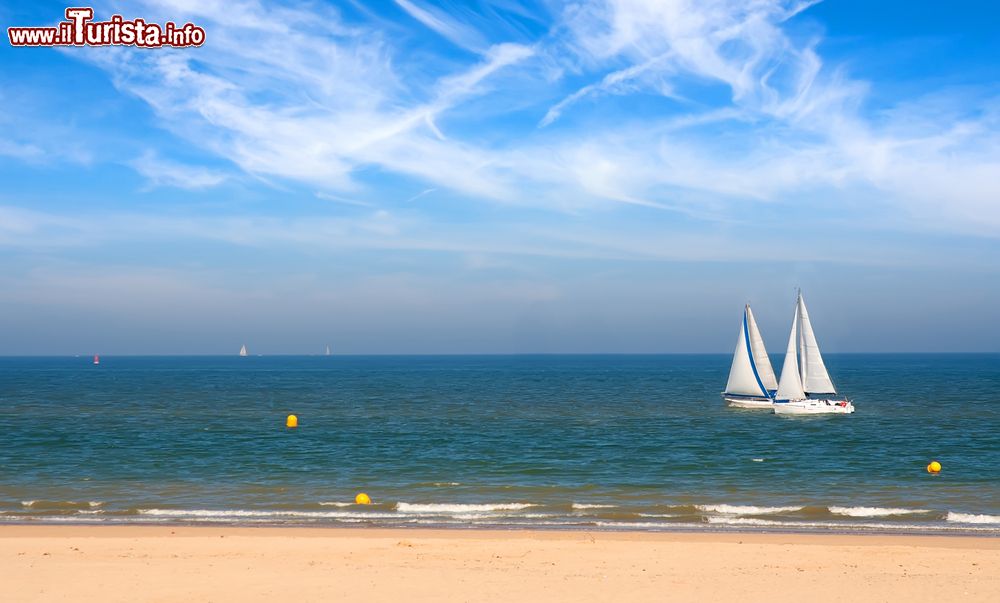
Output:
0,140,45,161
540,52,678,127
79,1,533,200
394,0,486,52
404,188,437,203
2,202,996,272
34,0,996,234
315,192,375,207
0,90,94,165
130,151,228,189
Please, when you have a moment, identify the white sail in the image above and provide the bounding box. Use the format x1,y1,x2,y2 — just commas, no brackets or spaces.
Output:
239,344,248,357
775,303,806,401
797,294,836,394
745,306,777,393
725,306,770,397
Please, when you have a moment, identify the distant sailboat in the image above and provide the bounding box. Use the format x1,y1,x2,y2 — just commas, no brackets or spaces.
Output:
93,354,100,365
722,304,778,408
773,292,854,415
239,345,248,357
325,345,331,356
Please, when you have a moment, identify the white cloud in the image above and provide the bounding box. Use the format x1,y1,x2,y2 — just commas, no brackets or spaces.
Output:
2,202,995,271
394,0,486,51
539,52,679,127
82,1,533,200
533,0,1000,228
0,91,94,165
60,0,1000,233
0,140,45,160
130,151,228,189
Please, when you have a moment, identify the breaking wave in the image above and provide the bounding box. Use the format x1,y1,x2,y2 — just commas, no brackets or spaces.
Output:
945,512,1000,524
828,506,931,518
3,498,997,534
697,504,802,515
396,503,535,514
20,500,103,510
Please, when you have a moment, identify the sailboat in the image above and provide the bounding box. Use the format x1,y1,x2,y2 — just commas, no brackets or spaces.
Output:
93,354,100,365
239,344,248,357
773,292,854,415
722,304,778,408
325,345,331,356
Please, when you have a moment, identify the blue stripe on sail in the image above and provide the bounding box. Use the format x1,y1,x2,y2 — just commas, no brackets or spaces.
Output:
723,392,773,400
743,310,769,398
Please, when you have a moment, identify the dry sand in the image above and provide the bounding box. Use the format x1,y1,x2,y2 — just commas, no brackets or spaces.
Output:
1,526,998,602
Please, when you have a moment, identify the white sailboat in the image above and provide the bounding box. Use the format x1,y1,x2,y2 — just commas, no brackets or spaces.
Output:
239,344,248,357
722,304,778,408
773,292,854,415
325,345,331,356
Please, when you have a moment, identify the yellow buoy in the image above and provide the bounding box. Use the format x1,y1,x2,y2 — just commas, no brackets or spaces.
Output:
355,492,372,505
286,414,298,428
927,460,941,474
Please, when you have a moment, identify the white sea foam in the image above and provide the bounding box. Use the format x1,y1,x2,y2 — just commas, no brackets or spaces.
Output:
707,516,783,526
407,517,564,527
395,503,534,514
572,503,615,510
403,516,507,523
317,502,353,507
751,458,765,462
697,504,802,515
651,516,998,533
4,508,999,533
433,482,461,486
0,515,114,523
448,513,554,521
946,512,1000,524
138,509,398,519
20,500,102,509
594,521,677,529
829,506,931,517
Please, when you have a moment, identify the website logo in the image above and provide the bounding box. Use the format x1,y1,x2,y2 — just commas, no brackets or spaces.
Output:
8,7,206,48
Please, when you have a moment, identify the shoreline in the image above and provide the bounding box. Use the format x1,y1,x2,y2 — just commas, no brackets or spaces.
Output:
2,525,998,601
2,523,999,542
2,518,999,538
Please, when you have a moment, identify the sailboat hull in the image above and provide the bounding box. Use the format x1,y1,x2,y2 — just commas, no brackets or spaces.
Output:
722,394,774,409
773,399,854,415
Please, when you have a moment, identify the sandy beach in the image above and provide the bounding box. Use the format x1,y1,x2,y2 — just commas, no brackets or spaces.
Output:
1,526,997,602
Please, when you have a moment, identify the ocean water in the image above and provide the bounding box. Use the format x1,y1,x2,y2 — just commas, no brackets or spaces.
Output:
1,354,998,534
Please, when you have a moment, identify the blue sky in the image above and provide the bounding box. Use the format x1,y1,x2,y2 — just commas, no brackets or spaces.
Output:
0,0,998,354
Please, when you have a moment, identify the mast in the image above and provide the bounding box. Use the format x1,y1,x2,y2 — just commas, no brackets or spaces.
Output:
798,292,808,386
775,302,806,401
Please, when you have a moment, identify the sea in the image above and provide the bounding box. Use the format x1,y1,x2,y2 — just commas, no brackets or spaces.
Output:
1,354,998,535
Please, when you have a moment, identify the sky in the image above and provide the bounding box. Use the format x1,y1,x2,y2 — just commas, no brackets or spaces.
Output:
0,0,998,355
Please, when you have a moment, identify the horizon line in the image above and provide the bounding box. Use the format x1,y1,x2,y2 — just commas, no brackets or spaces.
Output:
2,351,998,358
